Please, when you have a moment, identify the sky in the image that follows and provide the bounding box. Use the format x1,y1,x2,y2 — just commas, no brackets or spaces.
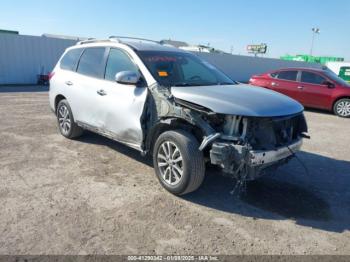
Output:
0,0,349,60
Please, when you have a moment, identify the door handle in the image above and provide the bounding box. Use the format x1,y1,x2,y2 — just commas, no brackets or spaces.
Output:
297,86,304,90
65,81,73,86
271,82,279,87
97,89,107,96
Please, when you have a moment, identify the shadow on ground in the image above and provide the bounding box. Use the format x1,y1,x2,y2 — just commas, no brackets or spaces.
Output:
304,107,335,116
77,131,350,233
0,85,48,92
76,131,153,167
184,151,350,233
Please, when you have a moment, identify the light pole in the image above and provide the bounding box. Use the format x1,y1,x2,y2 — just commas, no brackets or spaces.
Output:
310,27,320,56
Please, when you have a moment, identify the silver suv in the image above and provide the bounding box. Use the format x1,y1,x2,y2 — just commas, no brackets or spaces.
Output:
49,37,308,195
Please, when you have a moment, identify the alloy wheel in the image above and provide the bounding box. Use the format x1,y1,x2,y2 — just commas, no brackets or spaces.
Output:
58,104,71,135
336,101,350,117
157,141,184,186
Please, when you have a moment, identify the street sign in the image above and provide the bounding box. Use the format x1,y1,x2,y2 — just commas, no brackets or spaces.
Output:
247,43,267,54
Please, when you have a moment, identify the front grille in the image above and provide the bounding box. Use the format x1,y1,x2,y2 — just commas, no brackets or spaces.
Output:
248,113,307,150
272,114,307,146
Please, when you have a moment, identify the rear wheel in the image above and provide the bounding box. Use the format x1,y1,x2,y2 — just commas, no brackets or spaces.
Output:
153,130,205,195
333,98,350,118
56,99,83,138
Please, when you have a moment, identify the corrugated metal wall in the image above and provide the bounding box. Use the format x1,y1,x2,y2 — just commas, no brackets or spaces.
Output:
0,34,76,85
0,34,323,85
195,52,323,83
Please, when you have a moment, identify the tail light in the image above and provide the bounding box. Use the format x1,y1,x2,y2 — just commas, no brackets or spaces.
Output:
48,72,55,80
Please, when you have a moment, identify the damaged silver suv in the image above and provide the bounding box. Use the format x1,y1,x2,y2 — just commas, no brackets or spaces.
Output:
49,37,308,195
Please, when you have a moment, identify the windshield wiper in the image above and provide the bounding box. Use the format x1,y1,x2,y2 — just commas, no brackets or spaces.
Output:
173,82,208,87
173,82,193,87
217,82,236,85
173,82,234,87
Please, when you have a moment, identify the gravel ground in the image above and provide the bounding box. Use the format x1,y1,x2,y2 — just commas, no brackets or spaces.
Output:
0,86,349,255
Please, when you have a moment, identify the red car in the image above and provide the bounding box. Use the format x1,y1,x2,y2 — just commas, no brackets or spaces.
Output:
249,67,350,117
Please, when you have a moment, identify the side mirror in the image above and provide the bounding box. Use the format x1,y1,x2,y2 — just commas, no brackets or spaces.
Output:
115,71,141,85
324,81,335,89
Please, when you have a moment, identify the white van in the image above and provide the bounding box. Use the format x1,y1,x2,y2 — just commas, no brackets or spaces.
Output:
326,62,350,83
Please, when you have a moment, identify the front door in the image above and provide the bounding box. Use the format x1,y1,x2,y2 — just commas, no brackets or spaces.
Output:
93,48,148,149
298,71,333,109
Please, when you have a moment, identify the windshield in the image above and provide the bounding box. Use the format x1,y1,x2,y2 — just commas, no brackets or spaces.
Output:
324,69,350,87
138,51,236,87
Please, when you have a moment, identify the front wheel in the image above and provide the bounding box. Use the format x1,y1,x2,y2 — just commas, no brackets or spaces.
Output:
153,130,205,195
333,98,350,118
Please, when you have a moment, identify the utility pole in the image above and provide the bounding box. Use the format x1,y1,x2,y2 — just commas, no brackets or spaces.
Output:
310,27,320,56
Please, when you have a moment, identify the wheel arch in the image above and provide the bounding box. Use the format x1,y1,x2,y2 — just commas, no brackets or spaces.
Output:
332,96,350,109
54,94,66,113
145,117,205,154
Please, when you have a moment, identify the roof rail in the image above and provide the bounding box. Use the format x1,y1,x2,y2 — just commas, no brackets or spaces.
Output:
76,38,119,45
76,36,162,46
109,36,161,44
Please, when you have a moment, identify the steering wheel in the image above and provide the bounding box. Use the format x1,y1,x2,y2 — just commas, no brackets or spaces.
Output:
189,75,202,81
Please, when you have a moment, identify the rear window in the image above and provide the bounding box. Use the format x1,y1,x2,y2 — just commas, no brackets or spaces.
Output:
301,71,326,85
60,48,83,71
277,71,298,81
77,48,106,78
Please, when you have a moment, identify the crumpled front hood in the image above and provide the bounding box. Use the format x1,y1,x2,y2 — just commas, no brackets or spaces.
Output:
171,84,304,117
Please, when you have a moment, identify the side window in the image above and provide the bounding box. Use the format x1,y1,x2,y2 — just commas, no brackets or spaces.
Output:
105,49,138,81
276,71,298,81
60,49,83,71
77,48,106,78
301,71,326,85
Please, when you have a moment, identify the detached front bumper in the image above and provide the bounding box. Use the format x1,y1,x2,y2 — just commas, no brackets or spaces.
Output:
210,138,303,179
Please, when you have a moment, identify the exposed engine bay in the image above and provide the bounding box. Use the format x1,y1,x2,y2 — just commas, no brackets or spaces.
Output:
205,113,306,180
143,83,308,182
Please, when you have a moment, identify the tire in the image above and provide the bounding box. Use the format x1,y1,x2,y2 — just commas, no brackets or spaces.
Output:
153,130,205,195
333,98,350,118
56,99,83,139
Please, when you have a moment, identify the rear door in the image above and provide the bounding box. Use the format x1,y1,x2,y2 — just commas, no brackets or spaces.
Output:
298,71,333,109
269,70,301,102
71,47,108,126
50,48,84,112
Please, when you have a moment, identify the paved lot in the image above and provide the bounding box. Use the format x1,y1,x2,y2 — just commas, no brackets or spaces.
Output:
0,87,349,255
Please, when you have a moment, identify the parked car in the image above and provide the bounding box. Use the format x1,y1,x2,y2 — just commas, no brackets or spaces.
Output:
249,67,350,117
49,37,308,195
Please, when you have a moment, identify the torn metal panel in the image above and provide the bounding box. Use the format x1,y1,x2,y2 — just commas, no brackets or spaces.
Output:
142,83,217,152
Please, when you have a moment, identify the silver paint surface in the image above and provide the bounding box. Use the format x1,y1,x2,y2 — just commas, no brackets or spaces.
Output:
171,84,304,117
